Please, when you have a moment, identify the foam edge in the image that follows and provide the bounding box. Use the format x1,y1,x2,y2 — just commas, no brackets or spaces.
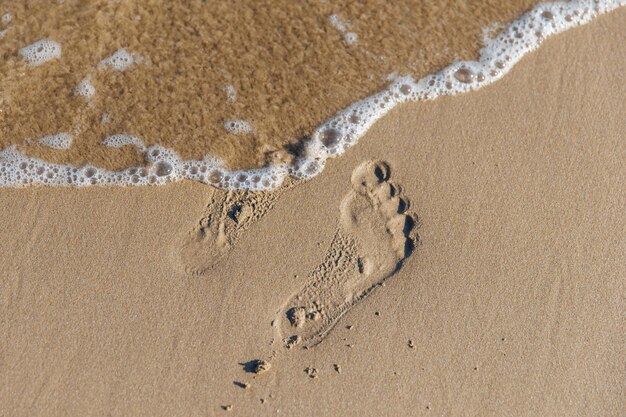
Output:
0,0,623,190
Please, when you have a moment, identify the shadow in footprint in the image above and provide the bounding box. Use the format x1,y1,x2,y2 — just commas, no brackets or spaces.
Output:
273,160,419,349
178,188,289,275
240,359,271,374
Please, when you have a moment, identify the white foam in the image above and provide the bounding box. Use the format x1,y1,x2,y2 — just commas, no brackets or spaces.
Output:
224,120,253,135
102,134,146,151
482,22,505,45
19,39,61,66
289,0,626,179
74,78,95,99
0,144,287,189
98,49,136,71
343,32,358,45
0,0,623,190
2,13,12,24
100,113,111,124
0,28,8,39
226,84,237,102
328,14,347,32
329,14,358,45
38,133,73,150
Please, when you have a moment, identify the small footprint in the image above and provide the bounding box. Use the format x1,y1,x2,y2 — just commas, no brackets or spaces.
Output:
273,160,417,348
178,187,287,275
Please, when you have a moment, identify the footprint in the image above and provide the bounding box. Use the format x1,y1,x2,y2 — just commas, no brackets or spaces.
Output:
273,160,417,348
179,186,288,275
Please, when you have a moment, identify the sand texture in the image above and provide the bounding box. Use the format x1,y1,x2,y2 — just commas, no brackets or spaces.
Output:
0,7,624,417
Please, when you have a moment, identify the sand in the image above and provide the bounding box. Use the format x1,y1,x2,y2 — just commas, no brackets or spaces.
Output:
0,0,540,170
0,7,624,417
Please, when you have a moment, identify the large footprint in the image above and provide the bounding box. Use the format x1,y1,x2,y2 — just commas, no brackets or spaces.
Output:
273,160,417,348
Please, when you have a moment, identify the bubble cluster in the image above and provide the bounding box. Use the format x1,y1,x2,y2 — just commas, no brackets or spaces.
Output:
74,78,95,99
0,140,289,190
224,120,254,135
38,133,73,150
19,39,61,66
0,0,622,191
98,48,136,71
102,134,146,151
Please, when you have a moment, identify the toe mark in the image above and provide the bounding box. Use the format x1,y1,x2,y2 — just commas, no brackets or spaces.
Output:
373,161,390,182
397,198,409,213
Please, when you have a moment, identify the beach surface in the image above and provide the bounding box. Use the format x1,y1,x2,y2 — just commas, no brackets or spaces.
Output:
1,7,624,417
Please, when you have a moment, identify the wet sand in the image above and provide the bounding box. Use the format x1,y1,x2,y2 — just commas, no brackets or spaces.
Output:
0,0,540,169
0,7,624,417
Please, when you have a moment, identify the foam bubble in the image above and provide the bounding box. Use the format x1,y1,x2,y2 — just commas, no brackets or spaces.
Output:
226,84,237,102
224,120,254,135
19,39,61,66
0,28,8,39
329,14,358,45
74,78,95,99
102,134,146,151
98,49,136,71
0,142,288,190
38,133,72,150
0,0,623,190
482,22,505,45
328,14,347,32
1,13,12,24
343,32,358,45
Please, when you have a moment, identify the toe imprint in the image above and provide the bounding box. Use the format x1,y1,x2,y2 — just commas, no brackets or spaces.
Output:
274,160,418,348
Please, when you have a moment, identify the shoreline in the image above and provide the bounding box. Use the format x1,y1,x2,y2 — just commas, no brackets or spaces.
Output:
1,1,623,191
1,0,544,169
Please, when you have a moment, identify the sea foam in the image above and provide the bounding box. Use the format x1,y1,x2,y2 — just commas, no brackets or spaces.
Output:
19,39,61,66
329,14,358,45
74,78,95,99
102,134,146,151
37,133,73,150
224,120,254,135
226,84,237,102
98,48,136,71
0,0,623,190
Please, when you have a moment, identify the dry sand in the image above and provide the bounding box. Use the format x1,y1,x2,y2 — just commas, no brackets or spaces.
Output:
1,8,624,417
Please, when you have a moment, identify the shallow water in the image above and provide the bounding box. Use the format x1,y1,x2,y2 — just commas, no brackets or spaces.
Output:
0,0,623,189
